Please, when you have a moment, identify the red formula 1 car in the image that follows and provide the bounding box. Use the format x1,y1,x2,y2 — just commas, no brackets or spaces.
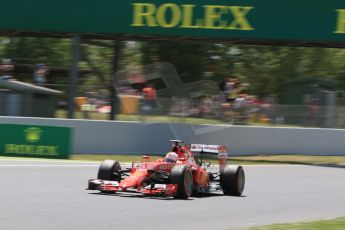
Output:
88,140,245,199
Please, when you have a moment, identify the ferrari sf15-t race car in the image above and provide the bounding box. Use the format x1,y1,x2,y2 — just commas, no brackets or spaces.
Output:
88,140,245,199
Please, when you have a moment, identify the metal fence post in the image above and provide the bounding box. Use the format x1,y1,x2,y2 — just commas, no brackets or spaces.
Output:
68,35,81,119
110,40,122,120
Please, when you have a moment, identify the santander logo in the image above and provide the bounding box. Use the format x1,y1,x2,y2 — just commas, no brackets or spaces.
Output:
190,144,228,153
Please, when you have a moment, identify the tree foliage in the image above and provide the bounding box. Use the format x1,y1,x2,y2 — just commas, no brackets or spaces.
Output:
142,41,345,99
2,37,345,100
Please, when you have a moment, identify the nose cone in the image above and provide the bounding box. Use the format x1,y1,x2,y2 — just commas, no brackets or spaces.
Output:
119,176,144,189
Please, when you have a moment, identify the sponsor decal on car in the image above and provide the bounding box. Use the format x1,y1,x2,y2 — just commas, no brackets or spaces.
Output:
190,144,228,153
103,181,119,187
145,184,167,190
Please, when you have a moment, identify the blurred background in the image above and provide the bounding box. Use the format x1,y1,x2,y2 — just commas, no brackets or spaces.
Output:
1,37,345,128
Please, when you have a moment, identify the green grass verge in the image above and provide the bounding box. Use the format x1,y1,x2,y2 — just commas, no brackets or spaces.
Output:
2,154,345,166
230,155,345,165
247,217,345,230
71,154,161,163
70,154,345,165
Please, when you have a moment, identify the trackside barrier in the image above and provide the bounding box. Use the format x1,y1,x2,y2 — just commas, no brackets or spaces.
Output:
0,116,344,156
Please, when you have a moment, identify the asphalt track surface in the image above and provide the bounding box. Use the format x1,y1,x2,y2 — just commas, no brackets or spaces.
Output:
1,159,345,230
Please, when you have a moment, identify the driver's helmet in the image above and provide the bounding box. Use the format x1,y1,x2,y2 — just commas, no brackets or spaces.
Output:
165,152,178,163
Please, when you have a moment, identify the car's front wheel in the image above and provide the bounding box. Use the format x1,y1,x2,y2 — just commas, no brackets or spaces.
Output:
97,160,121,181
170,165,193,199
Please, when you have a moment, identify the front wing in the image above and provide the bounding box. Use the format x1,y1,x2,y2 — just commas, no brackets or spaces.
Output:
87,179,178,196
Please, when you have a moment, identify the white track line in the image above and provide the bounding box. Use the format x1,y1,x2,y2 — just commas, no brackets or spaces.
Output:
244,164,305,167
0,163,306,168
0,165,99,167
0,157,100,164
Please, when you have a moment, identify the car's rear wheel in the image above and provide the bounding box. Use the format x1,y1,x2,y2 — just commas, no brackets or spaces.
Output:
97,160,121,181
221,165,245,196
170,165,193,199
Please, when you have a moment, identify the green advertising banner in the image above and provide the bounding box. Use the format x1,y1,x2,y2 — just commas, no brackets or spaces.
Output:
1,0,345,44
0,124,72,159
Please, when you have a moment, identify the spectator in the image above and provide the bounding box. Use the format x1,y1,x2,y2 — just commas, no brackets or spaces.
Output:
141,84,157,113
233,94,246,111
307,98,320,126
226,78,240,103
200,96,213,118
33,64,48,85
0,59,15,80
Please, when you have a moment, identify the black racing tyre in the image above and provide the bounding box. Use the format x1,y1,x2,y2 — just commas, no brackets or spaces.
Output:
170,165,193,199
97,160,121,181
221,165,245,196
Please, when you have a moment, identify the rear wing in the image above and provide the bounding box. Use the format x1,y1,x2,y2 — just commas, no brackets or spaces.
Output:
190,144,228,159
